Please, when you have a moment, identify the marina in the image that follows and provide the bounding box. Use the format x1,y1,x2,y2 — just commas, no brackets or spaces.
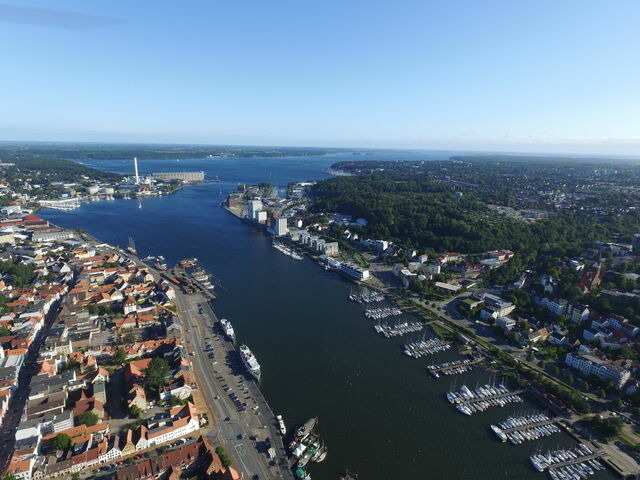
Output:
364,305,402,320
530,444,605,480
374,320,423,338
349,288,385,303
427,356,482,378
447,383,525,415
403,337,452,358
491,413,562,444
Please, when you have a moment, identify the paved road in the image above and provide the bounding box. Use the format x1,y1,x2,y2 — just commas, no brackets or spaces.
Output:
92,239,293,480
0,294,66,471
174,290,293,480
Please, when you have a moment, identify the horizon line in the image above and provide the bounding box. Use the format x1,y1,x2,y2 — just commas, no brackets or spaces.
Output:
0,139,639,160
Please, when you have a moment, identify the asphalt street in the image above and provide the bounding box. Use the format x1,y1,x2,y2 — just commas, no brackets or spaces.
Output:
174,289,293,480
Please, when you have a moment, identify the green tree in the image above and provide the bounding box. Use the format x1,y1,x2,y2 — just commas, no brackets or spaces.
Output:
52,433,72,451
114,347,128,364
0,326,12,337
215,446,232,468
596,389,607,399
77,411,99,427
0,261,36,287
168,395,184,407
129,405,142,418
144,356,170,393
0,295,11,316
123,332,138,343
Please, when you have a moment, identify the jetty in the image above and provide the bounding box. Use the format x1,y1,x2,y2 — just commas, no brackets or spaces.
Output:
447,383,525,415
403,338,451,358
364,305,402,320
491,413,561,444
374,320,423,338
427,356,482,378
531,444,606,479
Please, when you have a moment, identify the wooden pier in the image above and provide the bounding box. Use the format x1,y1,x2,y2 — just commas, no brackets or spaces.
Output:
500,417,559,434
428,356,482,374
457,389,526,407
547,451,605,471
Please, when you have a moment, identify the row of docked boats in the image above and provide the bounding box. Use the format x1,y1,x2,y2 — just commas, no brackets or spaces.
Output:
142,254,168,270
217,319,261,381
374,320,423,338
364,306,402,320
427,358,476,378
290,418,327,480
530,444,604,479
191,268,215,290
490,413,561,444
273,240,304,260
403,338,451,358
349,288,384,303
447,383,523,415
499,422,561,445
178,257,198,268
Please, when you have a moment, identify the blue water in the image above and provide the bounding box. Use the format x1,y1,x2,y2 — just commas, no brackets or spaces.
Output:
40,154,615,480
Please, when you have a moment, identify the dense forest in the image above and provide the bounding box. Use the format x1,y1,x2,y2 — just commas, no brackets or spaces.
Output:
310,172,640,274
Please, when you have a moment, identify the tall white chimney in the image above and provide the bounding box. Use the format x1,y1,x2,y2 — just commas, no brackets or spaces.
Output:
134,157,140,185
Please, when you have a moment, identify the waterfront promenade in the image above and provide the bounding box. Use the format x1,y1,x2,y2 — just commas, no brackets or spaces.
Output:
84,231,292,480
174,289,293,480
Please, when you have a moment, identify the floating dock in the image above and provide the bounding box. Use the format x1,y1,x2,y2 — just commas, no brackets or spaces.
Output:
403,338,451,358
530,444,606,480
427,357,482,378
447,384,525,415
364,306,402,320
491,413,561,444
375,320,423,338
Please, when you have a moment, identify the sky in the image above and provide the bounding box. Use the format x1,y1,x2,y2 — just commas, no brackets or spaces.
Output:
1,0,639,155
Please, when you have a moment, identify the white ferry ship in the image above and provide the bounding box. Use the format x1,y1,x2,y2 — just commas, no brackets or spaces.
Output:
219,318,236,343
239,344,261,381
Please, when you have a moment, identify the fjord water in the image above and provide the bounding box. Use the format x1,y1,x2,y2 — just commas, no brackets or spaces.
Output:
42,155,614,480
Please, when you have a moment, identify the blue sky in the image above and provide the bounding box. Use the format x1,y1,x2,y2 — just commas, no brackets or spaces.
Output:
1,0,639,155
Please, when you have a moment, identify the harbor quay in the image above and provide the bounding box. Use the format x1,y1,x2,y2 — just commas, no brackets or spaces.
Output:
176,291,293,480
134,256,294,480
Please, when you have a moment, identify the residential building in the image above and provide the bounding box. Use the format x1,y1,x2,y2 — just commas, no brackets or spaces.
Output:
339,263,370,281
247,200,263,221
434,282,461,294
274,217,287,236
565,352,631,389
479,294,515,320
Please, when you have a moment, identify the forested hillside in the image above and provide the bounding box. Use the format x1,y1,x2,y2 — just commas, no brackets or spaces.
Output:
310,172,640,281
